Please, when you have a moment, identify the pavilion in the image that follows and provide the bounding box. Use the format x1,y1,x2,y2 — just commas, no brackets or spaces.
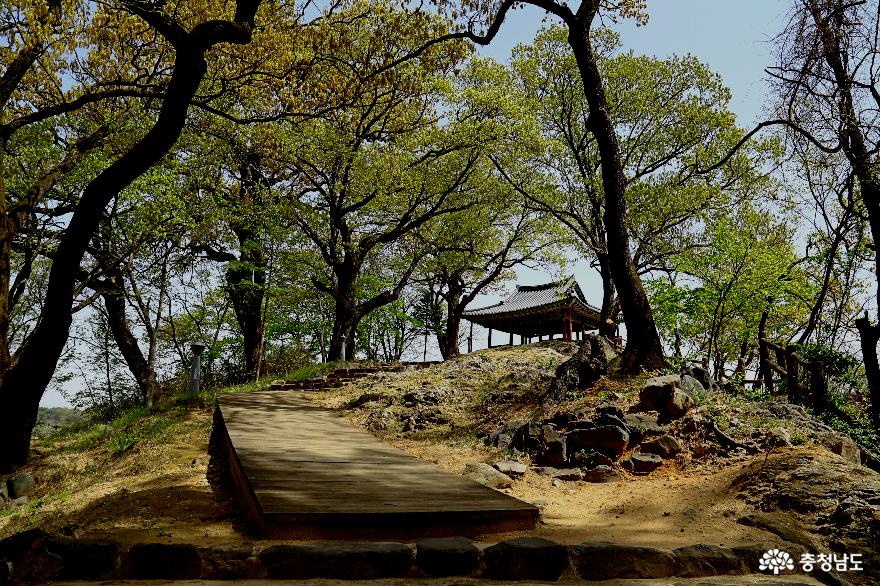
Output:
463,276,613,349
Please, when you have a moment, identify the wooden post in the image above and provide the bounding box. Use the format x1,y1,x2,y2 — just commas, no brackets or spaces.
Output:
785,345,800,404
468,321,473,353
509,332,514,346
758,312,773,394
811,360,827,413
488,328,492,349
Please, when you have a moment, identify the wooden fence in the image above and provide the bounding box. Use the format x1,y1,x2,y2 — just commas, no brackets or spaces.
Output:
754,311,829,411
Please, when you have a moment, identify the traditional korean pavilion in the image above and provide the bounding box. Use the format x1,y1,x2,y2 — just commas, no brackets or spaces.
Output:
463,277,608,347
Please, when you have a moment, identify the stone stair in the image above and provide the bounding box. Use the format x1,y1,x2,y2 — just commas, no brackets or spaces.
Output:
268,362,438,392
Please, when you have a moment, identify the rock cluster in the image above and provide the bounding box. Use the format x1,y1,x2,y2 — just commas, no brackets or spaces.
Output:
483,403,683,482
1,472,34,512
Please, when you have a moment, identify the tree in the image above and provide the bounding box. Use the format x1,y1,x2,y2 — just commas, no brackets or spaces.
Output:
647,208,814,378
277,4,481,361
396,0,665,371
771,0,880,428
502,25,776,343
0,0,265,471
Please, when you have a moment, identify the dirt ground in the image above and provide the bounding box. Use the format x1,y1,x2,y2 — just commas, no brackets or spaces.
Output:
2,398,796,553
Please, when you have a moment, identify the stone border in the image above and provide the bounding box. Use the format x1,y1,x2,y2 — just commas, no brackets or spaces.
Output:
0,531,844,584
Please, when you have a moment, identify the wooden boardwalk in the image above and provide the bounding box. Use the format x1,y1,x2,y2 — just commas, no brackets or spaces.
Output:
215,390,539,538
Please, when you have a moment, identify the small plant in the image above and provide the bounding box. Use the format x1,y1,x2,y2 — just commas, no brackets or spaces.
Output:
790,432,807,446
109,431,137,454
538,356,558,371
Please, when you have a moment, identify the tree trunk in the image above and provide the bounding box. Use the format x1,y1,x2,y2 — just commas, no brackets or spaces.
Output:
225,242,265,381
101,273,161,407
0,40,238,472
327,277,359,362
437,278,465,360
855,314,880,430
597,252,618,338
567,18,665,374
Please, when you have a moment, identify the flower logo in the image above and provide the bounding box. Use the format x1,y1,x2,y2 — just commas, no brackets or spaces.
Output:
759,549,794,574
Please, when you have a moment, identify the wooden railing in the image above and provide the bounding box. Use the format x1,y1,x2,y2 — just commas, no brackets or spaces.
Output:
755,311,830,411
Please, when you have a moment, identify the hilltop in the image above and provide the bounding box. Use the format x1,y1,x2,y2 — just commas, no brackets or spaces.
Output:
1,342,877,584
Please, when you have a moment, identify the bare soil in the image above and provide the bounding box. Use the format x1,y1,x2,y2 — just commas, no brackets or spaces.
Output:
0,344,866,563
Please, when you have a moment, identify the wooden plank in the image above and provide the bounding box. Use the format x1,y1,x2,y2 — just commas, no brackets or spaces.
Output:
216,390,538,538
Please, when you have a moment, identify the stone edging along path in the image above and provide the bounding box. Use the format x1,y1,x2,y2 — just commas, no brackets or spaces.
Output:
0,531,844,584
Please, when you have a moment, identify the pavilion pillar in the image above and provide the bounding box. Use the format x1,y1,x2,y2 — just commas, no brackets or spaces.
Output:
468,321,473,353
488,328,492,348
509,332,514,346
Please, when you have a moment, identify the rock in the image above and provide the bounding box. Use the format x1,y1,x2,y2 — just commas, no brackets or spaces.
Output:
571,542,676,579
0,529,64,584
260,542,413,580
621,453,663,474
682,365,714,390
199,543,259,580
464,463,513,489
123,543,201,580
624,413,667,435
819,432,861,465
527,424,568,464
531,466,583,481
0,482,7,502
664,388,695,418
7,474,34,499
737,512,822,551
544,335,608,404
638,374,680,410
348,392,389,408
565,425,629,458
640,435,682,458
766,428,792,448
46,537,119,580
492,460,527,479
582,466,622,483
483,537,568,581
673,543,740,577
680,374,705,398
365,408,395,432
511,422,544,453
595,404,625,419
415,537,479,577
596,412,628,431
6,496,27,511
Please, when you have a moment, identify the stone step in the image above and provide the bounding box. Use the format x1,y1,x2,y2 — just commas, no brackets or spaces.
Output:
1,531,829,583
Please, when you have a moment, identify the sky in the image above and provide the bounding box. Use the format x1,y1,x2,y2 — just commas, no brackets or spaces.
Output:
41,1,793,407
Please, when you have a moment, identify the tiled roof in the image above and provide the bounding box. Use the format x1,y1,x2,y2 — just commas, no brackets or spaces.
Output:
463,276,601,318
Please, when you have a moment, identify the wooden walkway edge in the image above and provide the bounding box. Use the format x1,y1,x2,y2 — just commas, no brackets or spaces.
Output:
215,390,539,539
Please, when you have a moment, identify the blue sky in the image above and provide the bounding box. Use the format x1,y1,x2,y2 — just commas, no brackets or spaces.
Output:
41,1,793,406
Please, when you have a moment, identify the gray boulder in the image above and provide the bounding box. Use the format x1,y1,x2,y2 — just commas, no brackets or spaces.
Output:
680,374,705,398
640,435,682,458
664,388,695,419
819,432,861,465
492,460,527,479
7,474,34,499
565,425,629,458
621,453,663,474
638,375,680,410
582,466,622,483
464,463,513,489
